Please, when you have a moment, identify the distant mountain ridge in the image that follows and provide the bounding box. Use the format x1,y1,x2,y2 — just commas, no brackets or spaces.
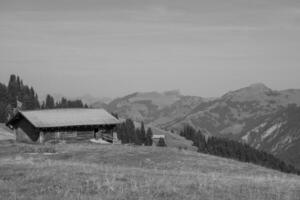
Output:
41,94,112,106
91,84,300,168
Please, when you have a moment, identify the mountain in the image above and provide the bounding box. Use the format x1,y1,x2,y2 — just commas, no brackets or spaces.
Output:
77,95,112,106
241,105,300,168
74,94,100,106
105,90,206,124
166,83,300,134
40,93,112,106
90,97,113,109
104,84,300,168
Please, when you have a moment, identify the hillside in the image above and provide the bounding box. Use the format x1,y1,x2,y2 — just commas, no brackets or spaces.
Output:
146,125,196,151
101,90,205,124
0,123,14,141
95,84,300,168
241,105,300,169
0,142,299,200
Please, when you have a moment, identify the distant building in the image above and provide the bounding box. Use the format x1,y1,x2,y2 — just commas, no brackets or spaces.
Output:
152,134,166,145
6,108,121,144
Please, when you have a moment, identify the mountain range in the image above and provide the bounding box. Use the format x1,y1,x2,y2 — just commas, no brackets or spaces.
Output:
90,84,300,168
40,93,112,106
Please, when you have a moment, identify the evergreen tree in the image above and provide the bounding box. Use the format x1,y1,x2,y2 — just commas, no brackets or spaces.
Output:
0,75,41,121
145,128,153,146
135,128,142,145
116,119,153,146
54,97,85,108
45,94,55,109
157,138,167,147
180,125,300,175
116,122,127,144
41,101,46,109
125,119,135,143
0,102,7,122
0,83,9,122
22,94,32,110
1,74,88,121
140,122,146,145
7,74,18,108
0,83,8,104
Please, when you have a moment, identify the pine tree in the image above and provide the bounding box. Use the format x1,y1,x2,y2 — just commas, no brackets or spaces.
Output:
41,101,46,109
125,119,136,144
0,83,9,122
157,138,166,147
140,122,146,145
7,74,18,108
135,128,142,145
0,83,8,103
0,102,7,122
180,125,300,175
22,94,32,110
116,119,154,146
45,94,55,109
145,128,153,146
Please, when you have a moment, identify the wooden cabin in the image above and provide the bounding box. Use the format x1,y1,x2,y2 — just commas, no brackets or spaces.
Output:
6,108,121,144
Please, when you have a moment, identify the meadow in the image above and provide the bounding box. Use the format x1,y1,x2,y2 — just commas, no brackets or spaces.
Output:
0,141,299,200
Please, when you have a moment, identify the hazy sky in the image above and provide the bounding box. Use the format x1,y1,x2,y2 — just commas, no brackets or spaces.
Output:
1,0,300,99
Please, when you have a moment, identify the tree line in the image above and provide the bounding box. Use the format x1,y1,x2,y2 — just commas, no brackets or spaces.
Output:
0,74,87,123
180,124,300,175
116,119,153,146
41,95,88,109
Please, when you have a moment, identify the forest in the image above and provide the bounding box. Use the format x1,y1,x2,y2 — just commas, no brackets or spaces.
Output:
0,74,87,122
116,119,153,146
180,124,300,175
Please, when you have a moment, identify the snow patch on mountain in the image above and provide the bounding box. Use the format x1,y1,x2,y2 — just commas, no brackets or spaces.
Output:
261,123,283,140
271,135,293,153
242,123,267,142
242,132,251,142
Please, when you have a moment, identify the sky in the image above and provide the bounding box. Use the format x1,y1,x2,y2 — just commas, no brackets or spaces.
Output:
0,0,300,99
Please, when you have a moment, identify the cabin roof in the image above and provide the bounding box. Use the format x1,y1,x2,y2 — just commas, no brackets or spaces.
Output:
152,134,165,139
7,108,121,129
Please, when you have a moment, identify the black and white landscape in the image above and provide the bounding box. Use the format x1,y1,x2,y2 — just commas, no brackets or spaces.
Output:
1,0,300,199
96,83,300,169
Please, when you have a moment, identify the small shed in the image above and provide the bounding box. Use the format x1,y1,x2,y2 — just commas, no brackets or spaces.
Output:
6,108,121,143
152,134,166,145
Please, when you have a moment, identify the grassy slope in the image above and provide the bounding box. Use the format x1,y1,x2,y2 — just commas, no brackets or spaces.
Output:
0,142,299,200
148,125,197,151
133,121,196,151
0,123,15,140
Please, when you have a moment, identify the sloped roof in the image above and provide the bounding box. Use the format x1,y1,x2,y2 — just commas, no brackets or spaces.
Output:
9,109,120,128
152,135,165,139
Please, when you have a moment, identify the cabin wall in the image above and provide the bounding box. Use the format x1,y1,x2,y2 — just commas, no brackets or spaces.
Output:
13,119,118,144
43,132,57,142
42,131,78,142
15,118,39,143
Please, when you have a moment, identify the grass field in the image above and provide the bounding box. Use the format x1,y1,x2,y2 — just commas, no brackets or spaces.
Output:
0,141,299,200
0,124,14,141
